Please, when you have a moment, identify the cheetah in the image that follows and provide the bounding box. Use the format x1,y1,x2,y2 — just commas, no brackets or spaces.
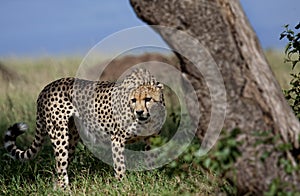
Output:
4,68,165,189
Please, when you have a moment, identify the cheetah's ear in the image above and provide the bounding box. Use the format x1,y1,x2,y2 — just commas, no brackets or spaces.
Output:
156,82,164,90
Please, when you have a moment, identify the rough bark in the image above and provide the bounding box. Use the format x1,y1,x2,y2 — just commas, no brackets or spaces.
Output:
130,0,300,194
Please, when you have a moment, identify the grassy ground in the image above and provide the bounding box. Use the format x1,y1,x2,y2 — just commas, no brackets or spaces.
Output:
0,50,296,195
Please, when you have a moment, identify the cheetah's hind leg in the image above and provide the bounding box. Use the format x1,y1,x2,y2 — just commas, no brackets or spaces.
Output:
47,121,71,189
67,116,80,163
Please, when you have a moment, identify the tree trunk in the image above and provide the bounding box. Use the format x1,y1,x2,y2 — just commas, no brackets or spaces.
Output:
130,0,300,194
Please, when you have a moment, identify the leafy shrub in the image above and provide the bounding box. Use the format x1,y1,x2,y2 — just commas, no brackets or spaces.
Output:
280,23,300,119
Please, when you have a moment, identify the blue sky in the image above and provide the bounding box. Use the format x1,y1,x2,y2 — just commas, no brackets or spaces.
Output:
0,1,299,57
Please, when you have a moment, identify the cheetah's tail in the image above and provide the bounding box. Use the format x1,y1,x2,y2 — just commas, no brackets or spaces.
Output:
4,122,44,161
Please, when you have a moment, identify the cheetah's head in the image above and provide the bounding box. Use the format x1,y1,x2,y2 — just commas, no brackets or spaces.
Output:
129,83,164,123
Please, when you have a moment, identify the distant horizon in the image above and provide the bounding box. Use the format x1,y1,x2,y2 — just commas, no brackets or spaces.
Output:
0,1,299,57
0,45,287,60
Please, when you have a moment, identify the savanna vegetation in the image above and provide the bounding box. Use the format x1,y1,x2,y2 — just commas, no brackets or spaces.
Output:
0,47,299,195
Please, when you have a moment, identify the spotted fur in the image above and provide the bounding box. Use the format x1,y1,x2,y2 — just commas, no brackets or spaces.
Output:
4,68,165,189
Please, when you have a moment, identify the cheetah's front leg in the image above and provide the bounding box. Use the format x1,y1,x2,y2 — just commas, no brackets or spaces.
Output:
111,134,126,179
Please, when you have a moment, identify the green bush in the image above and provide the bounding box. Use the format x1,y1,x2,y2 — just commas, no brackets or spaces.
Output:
280,23,300,119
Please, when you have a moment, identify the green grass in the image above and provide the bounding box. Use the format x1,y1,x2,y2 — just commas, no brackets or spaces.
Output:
1,143,225,195
0,51,296,195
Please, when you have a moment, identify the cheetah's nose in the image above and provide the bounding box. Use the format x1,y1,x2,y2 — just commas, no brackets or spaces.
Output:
136,110,143,116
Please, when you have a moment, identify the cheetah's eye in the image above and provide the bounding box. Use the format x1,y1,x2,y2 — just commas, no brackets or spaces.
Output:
131,98,137,103
145,97,152,102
